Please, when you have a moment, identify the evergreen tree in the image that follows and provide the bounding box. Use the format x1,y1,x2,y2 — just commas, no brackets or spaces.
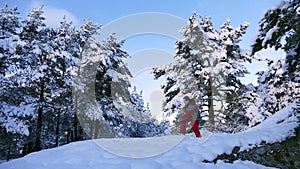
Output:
1,6,99,154
129,88,151,122
257,58,300,115
154,13,251,132
223,84,265,133
252,0,300,114
118,87,170,137
17,5,62,151
0,4,138,160
0,3,22,132
0,5,33,159
73,29,135,138
0,4,21,75
128,88,150,137
50,17,82,146
252,0,300,80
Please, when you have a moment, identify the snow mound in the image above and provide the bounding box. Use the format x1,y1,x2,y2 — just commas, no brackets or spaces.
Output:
1,102,298,169
96,135,184,158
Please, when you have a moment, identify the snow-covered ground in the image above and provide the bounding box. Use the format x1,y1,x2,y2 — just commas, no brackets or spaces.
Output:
1,102,298,169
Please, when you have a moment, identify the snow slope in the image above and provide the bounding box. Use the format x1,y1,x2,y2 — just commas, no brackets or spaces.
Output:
1,102,298,169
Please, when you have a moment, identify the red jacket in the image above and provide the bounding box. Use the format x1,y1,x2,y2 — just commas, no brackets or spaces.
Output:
181,100,199,121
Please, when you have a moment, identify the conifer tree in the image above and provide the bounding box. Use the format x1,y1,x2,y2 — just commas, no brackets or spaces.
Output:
252,0,300,80
154,13,251,131
257,59,300,115
252,0,300,113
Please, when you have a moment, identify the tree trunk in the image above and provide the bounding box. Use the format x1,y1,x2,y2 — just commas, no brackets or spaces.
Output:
35,106,43,151
73,66,81,141
90,119,95,139
35,81,44,151
6,139,11,161
208,77,215,130
74,94,78,141
66,128,71,144
55,109,61,147
78,126,83,140
136,122,139,137
94,119,100,139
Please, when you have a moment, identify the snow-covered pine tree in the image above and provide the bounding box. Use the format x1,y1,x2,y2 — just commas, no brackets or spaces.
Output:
16,6,67,151
0,4,136,159
127,88,150,137
154,13,251,132
55,19,101,142
0,5,53,159
17,6,59,151
117,87,169,137
69,19,114,139
96,34,132,138
256,58,300,115
96,33,132,105
0,5,42,158
203,16,252,132
0,4,23,138
223,83,265,133
11,6,89,151
252,0,300,81
94,34,170,138
129,88,151,123
239,84,265,126
252,0,300,114
0,4,22,111
49,17,83,146
0,4,21,75
73,28,135,138
153,14,211,126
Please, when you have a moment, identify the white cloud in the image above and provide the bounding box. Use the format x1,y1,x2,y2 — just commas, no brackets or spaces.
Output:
43,6,79,27
29,1,79,27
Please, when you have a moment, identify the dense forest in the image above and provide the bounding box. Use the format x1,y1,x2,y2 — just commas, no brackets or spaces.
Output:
0,5,169,161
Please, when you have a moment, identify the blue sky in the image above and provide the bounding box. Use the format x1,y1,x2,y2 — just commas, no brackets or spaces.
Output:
2,0,285,116
4,0,283,51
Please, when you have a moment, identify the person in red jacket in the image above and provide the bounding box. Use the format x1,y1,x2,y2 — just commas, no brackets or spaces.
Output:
179,96,202,138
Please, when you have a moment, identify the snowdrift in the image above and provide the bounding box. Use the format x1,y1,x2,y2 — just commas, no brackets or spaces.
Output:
1,102,298,169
